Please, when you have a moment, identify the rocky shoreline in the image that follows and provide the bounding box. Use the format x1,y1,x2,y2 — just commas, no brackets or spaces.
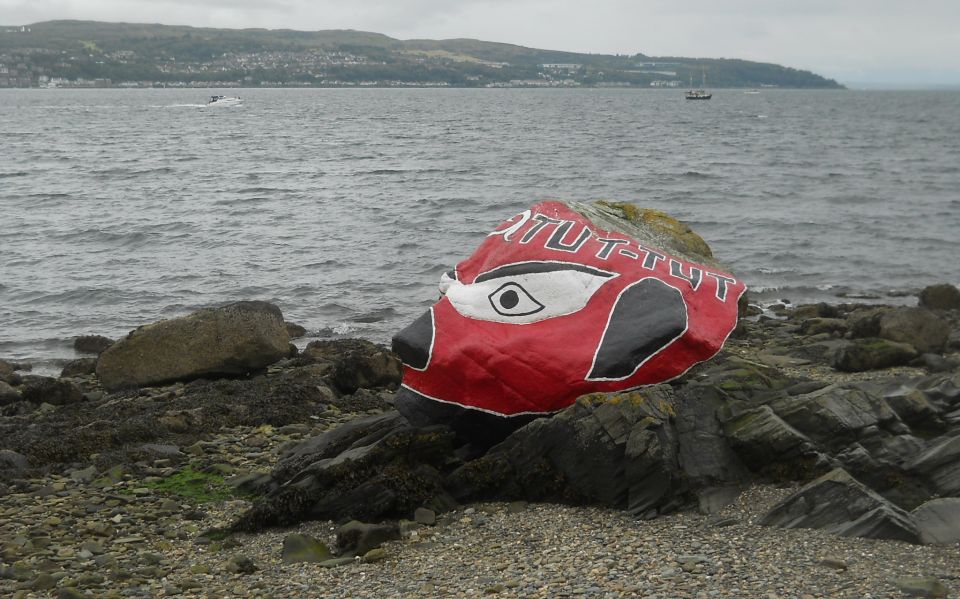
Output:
3,287,960,598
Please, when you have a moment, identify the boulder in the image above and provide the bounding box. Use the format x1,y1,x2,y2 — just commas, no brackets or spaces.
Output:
0,380,21,406
0,360,13,381
60,357,97,378
831,338,918,372
878,307,950,354
759,468,920,543
918,283,960,311
73,335,114,355
911,498,960,545
20,376,83,406
96,301,290,390
392,200,745,436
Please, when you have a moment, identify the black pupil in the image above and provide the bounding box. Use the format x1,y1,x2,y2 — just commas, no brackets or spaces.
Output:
499,289,520,309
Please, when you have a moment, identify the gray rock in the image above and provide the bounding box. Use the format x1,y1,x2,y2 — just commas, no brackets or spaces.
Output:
0,449,30,472
769,384,899,447
883,386,944,427
831,338,918,372
281,533,332,563
447,387,684,515
673,384,750,488
20,376,83,405
96,300,289,390
696,486,743,515
818,557,848,570
0,380,21,405
414,507,436,525
223,554,258,574
60,357,97,378
918,283,960,311
285,322,308,339
911,498,960,545
892,576,951,598
318,557,356,568
759,468,920,543
722,405,814,473
906,436,960,496
800,317,848,337
878,307,950,354
73,335,114,355
69,465,97,483
336,521,401,557
302,338,401,393
235,411,455,529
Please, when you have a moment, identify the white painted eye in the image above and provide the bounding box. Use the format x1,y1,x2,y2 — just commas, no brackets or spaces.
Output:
445,261,616,324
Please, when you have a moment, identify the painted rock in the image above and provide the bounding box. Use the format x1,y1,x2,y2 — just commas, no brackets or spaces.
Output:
392,200,746,440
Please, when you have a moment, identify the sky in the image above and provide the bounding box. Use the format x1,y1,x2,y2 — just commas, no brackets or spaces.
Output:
3,0,960,87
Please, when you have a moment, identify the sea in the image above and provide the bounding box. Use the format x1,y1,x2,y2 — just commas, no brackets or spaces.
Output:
2,88,959,374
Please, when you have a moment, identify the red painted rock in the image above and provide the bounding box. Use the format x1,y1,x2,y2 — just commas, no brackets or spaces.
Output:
392,201,746,439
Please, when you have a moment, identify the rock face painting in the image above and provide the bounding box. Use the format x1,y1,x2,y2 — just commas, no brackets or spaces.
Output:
392,201,746,432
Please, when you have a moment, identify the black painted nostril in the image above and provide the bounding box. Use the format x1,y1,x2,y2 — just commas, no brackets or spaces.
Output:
391,308,435,370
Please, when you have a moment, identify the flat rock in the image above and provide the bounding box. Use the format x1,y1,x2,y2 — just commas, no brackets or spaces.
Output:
96,300,290,390
892,576,951,598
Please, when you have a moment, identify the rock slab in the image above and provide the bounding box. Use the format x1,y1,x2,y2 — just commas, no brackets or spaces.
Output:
759,468,920,543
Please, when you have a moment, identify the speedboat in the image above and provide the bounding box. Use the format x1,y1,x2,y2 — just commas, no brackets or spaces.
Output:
206,95,242,107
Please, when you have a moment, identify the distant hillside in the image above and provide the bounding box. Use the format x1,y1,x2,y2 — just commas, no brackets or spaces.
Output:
0,20,843,89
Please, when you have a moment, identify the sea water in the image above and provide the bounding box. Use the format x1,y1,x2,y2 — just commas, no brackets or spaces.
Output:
2,88,959,371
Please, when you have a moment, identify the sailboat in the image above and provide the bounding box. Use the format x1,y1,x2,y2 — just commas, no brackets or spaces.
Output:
684,69,712,100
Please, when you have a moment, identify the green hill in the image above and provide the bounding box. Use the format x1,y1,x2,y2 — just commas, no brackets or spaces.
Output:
0,20,843,89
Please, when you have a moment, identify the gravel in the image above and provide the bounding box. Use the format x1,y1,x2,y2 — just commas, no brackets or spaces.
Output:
4,465,957,597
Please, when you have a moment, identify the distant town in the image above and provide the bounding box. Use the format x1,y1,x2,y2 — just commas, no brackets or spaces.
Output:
0,21,843,90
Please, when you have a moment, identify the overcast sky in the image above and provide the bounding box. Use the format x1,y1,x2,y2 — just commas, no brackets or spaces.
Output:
3,0,959,86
